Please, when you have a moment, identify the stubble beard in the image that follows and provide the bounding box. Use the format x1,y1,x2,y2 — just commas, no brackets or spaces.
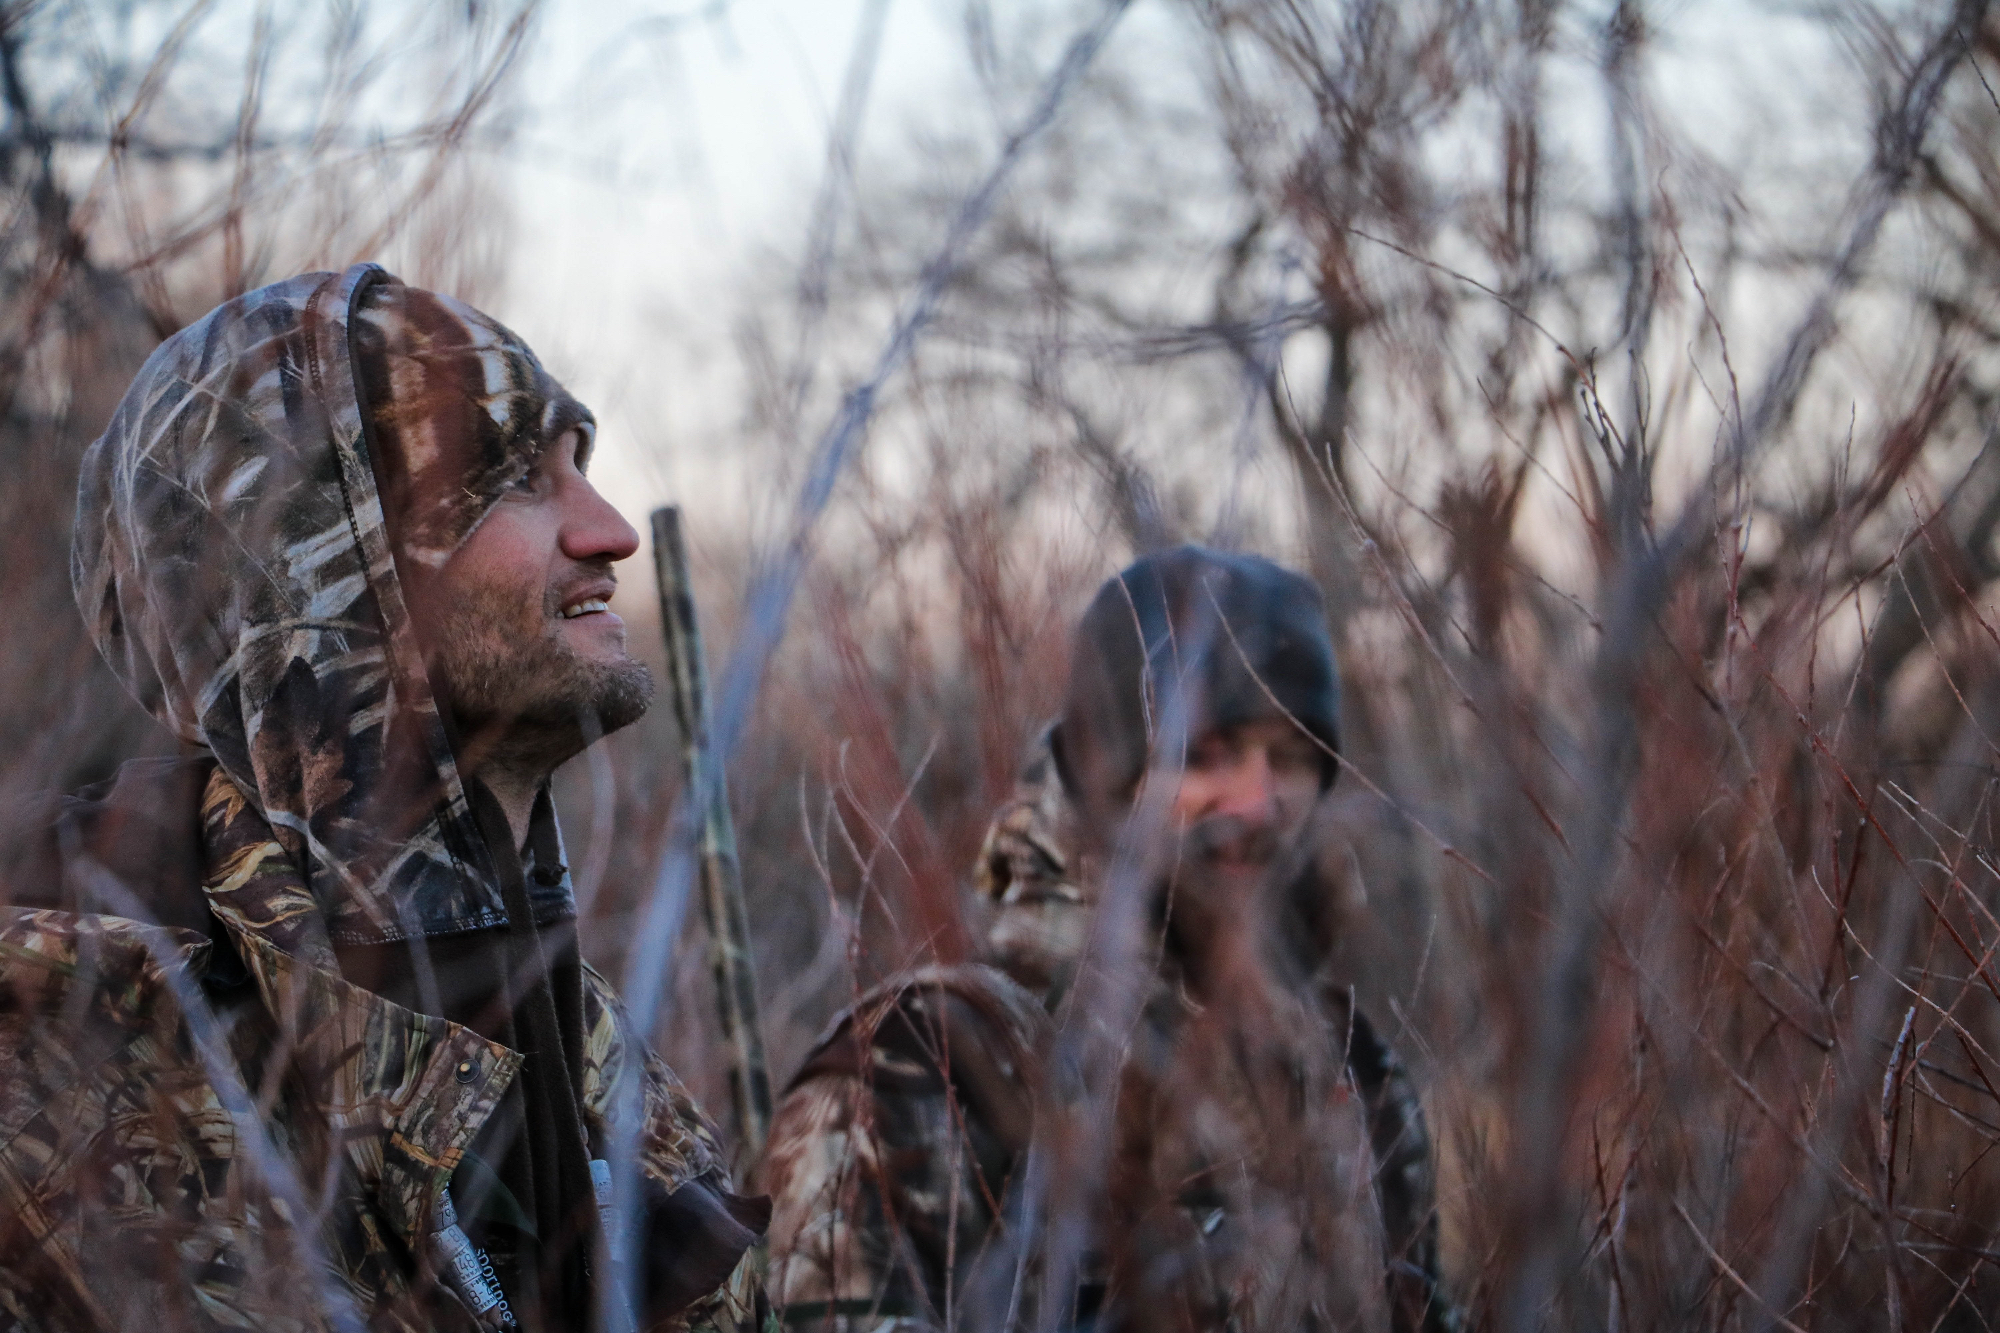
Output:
1155,813,1316,990
1184,812,1287,870
430,575,656,775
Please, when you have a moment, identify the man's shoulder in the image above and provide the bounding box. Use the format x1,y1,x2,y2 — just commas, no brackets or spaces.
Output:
791,963,1048,1084
0,904,211,999
974,729,1080,905
764,961,1047,1252
0,909,221,1262
779,963,1048,1156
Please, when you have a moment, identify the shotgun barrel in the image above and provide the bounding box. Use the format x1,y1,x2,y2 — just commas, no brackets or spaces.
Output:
650,506,774,1161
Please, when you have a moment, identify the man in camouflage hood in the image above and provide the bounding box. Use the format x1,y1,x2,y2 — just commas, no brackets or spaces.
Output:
761,546,1452,1333
0,266,764,1332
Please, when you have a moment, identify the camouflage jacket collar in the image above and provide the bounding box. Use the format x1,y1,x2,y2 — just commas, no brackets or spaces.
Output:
199,761,525,1253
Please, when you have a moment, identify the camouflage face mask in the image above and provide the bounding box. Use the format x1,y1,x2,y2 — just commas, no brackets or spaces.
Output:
73,264,593,945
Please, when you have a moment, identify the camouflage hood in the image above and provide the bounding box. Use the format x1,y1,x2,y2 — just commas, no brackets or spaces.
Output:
72,264,593,945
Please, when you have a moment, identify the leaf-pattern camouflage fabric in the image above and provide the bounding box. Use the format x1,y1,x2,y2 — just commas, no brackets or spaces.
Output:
763,733,1456,1333
72,264,587,945
0,764,763,1333
763,966,1046,1332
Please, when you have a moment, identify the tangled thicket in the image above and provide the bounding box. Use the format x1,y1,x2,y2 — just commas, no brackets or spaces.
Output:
13,0,2000,1327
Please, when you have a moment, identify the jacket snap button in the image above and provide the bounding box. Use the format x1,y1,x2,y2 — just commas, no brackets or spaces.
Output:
454,1060,477,1084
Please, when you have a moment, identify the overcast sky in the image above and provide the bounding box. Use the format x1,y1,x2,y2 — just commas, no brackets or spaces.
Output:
384,0,1877,574
496,0,956,516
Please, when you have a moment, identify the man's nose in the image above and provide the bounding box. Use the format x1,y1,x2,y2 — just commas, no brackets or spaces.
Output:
1214,747,1279,826
560,475,641,564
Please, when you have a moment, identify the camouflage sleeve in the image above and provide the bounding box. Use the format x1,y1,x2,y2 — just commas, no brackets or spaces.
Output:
579,966,771,1333
762,1068,936,1333
677,1252,769,1333
640,1042,770,1333
762,968,1044,1333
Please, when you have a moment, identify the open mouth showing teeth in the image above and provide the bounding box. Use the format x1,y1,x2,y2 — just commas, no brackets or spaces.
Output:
561,599,610,619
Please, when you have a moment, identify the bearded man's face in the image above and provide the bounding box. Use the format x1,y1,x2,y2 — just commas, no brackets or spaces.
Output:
403,427,654,763
1159,717,1321,865
1124,716,1324,956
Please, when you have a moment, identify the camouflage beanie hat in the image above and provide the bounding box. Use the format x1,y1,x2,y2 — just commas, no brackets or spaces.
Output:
1051,545,1341,809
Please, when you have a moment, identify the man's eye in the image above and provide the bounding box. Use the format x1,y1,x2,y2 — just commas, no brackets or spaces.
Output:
1187,738,1235,772
1269,737,1320,775
509,468,542,495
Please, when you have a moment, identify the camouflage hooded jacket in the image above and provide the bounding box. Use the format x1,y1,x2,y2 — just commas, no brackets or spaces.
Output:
762,736,1454,1333
0,266,762,1333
